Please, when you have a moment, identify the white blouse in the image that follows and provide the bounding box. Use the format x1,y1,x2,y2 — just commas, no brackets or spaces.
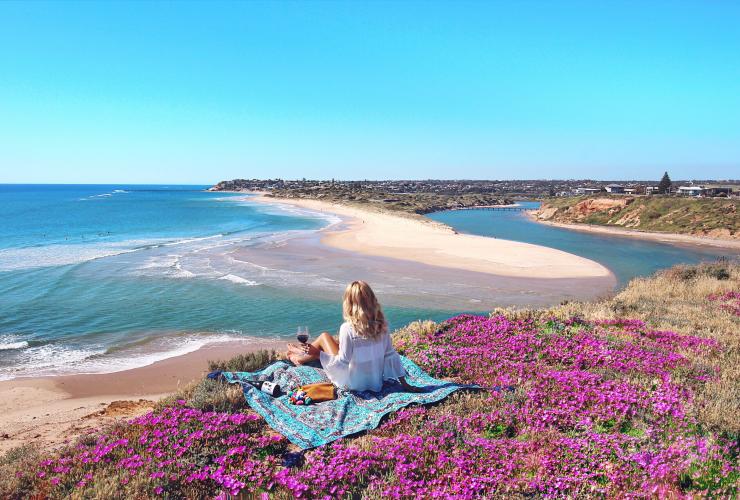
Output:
319,322,406,392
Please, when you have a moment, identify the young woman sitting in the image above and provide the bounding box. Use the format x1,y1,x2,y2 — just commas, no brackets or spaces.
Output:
286,280,422,393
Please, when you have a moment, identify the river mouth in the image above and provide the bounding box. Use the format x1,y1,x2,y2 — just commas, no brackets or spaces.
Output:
428,201,738,287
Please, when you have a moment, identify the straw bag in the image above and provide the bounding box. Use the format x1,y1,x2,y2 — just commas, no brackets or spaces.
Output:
288,382,337,405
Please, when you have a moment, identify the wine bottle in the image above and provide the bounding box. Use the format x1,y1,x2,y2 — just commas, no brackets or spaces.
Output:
247,380,281,397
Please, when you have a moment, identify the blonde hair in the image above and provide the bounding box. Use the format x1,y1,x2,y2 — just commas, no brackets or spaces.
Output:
342,281,387,340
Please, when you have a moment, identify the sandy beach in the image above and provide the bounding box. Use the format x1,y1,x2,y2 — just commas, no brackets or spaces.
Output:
253,194,615,280
0,339,284,454
527,214,740,251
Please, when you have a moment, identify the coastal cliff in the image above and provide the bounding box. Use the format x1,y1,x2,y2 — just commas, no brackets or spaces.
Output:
533,196,739,240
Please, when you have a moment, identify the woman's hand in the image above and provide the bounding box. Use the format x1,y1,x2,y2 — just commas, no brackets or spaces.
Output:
399,376,425,393
302,343,320,357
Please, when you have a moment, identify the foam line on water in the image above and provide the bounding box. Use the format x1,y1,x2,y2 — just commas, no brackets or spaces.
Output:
229,195,342,228
218,274,260,286
0,240,162,271
0,334,29,351
80,189,130,200
0,333,273,380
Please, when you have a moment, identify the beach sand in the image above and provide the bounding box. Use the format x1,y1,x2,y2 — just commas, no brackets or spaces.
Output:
254,195,615,280
0,339,285,454
527,214,740,251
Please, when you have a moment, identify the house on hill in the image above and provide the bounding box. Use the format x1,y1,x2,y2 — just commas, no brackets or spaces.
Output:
677,185,705,197
604,184,625,194
574,187,602,195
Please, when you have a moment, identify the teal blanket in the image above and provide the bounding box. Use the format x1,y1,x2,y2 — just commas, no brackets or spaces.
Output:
213,356,473,449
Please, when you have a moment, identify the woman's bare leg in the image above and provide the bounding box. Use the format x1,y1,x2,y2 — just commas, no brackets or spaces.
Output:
286,332,338,365
314,332,339,355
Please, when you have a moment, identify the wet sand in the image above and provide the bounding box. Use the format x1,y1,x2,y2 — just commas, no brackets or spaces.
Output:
229,223,616,310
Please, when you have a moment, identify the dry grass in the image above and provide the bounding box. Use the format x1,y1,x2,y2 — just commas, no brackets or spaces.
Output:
542,196,740,237
155,349,281,412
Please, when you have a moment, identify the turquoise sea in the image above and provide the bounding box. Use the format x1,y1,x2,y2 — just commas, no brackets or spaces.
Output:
428,201,735,286
0,185,457,380
1,188,734,380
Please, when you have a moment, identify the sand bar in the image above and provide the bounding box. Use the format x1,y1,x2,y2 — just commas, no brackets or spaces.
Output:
253,194,614,280
527,214,740,251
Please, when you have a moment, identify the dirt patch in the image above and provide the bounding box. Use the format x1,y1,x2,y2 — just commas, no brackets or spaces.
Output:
84,399,156,419
568,198,632,221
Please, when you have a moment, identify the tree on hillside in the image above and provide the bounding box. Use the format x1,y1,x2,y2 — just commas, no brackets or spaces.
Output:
658,171,672,194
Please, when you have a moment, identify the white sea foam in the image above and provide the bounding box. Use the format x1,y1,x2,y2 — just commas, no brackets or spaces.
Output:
171,259,195,278
230,195,342,228
0,231,241,272
0,333,264,380
137,254,181,270
0,341,28,350
0,342,105,380
81,189,130,200
161,234,225,247
72,334,239,374
0,334,29,350
0,240,166,271
218,274,259,286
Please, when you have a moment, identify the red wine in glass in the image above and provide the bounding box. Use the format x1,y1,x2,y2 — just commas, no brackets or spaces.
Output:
296,326,309,345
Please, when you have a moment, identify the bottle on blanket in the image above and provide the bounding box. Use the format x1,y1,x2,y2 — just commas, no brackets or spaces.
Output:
248,380,281,397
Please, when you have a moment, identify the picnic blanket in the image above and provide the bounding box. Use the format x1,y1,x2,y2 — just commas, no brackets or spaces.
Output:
210,356,475,449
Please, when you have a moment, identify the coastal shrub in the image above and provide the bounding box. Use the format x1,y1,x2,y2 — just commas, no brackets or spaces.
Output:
207,349,280,373
662,260,732,282
3,264,739,498
186,379,247,413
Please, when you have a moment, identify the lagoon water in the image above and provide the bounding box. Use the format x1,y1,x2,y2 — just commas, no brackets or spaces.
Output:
428,202,735,286
1,188,733,380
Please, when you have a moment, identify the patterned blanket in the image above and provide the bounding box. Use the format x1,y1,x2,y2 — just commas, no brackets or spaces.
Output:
211,356,475,449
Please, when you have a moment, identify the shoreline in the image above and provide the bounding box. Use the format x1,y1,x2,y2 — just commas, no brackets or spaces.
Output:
251,194,616,281
526,212,740,251
1,192,621,455
0,339,285,454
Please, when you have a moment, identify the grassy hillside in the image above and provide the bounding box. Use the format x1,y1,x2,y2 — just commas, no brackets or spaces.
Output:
1,262,739,498
535,196,739,239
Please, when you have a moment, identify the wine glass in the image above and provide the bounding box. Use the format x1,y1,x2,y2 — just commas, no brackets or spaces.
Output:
296,326,309,345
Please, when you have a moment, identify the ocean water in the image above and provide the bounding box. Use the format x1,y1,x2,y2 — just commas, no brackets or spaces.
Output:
4,189,732,381
428,202,736,286
0,185,460,380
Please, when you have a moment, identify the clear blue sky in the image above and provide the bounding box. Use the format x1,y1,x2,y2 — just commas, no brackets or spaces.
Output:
1,1,738,184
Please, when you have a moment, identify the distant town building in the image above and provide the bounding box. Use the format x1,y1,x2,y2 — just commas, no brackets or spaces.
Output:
604,184,625,194
704,185,737,197
677,185,705,197
645,186,660,195
575,187,602,195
